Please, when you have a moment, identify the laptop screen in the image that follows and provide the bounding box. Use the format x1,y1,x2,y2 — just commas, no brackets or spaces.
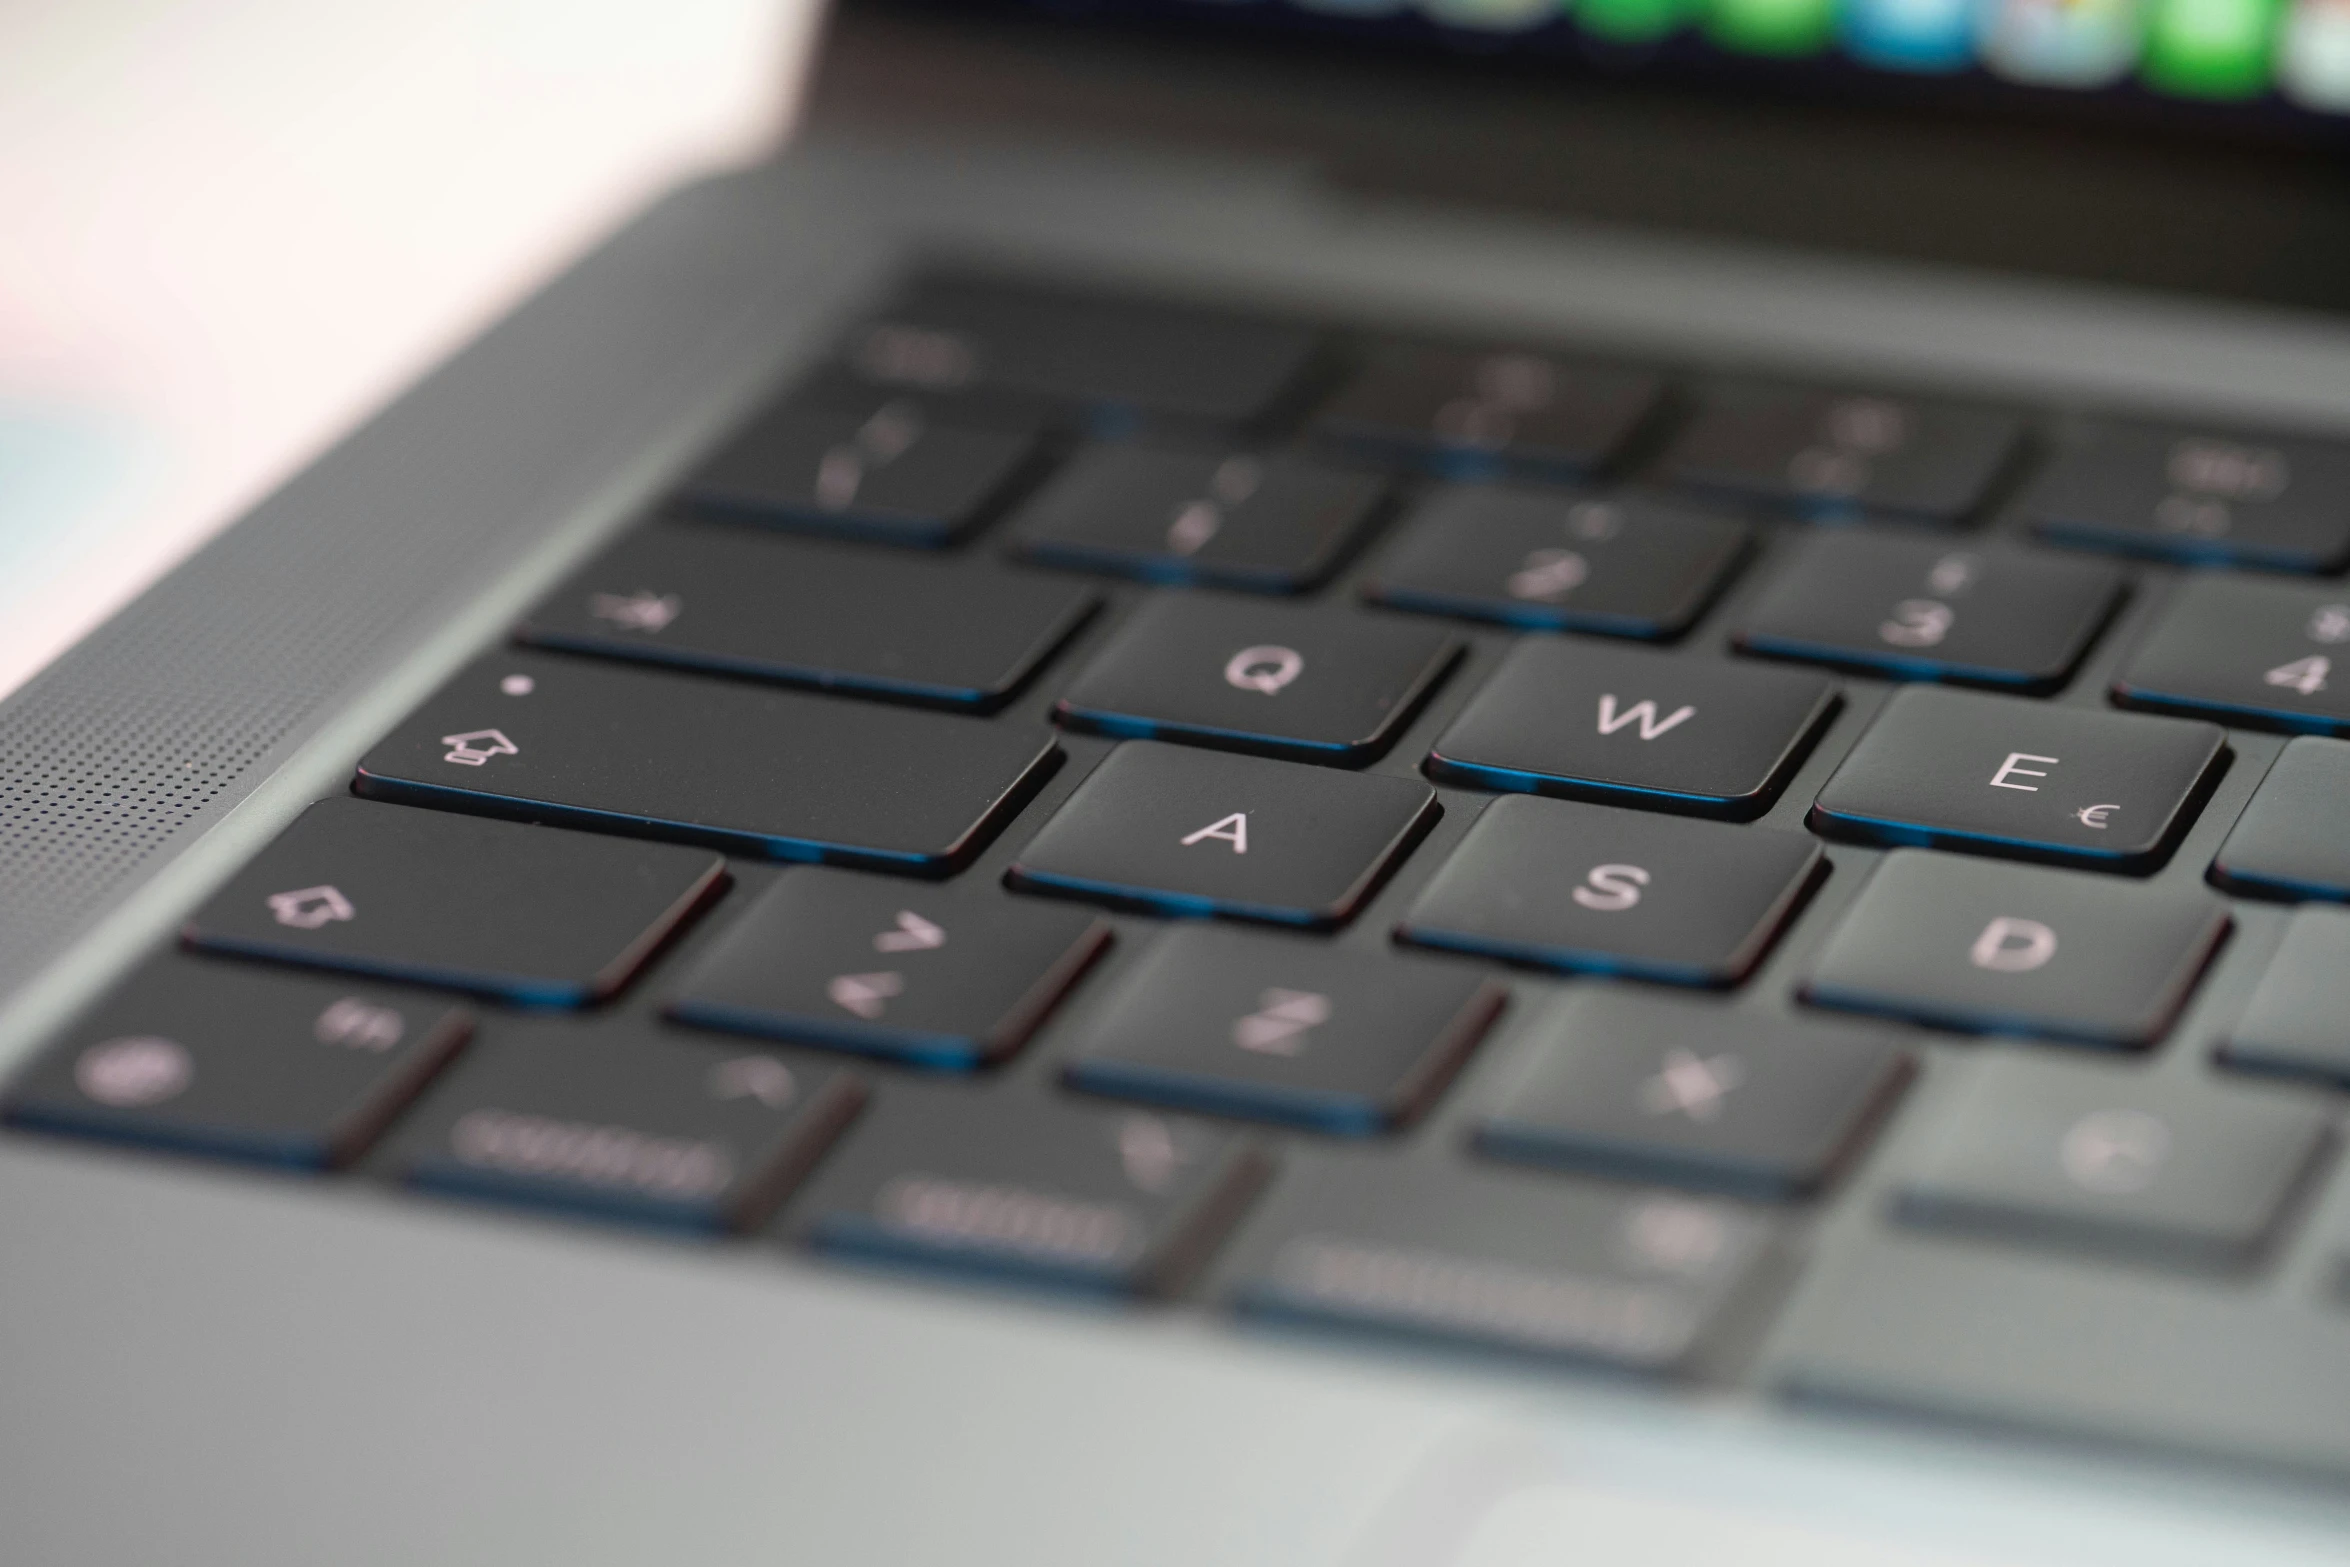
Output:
1090,0,2350,132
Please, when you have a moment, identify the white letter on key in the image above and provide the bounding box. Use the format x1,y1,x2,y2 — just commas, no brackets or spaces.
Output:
1989,752,2059,791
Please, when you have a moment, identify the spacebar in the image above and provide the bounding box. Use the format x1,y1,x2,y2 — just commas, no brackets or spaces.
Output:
352,650,1060,874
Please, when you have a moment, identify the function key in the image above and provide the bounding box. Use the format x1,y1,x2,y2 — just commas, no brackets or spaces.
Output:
2,960,469,1170
1427,639,1837,820
2017,422,2350,573
1810,686,2223,873
389,1019,864,1234
681,389,1045,548
841,274,1319,430
1309,343,1662,479
354,652,1058,874
1893,1056,2330,1273
1475,990,1911,1201
2221,907,2350,1087
515,526,1099,712
1054,595,1459,765
1801,851,2229,1049
1658,384,2022,524
1063,925,1505,1136
1395,795,1823,987
1009,446,1386,593
2112,575,2350,735
668,869,1110,1071
1005,742,1437,930
1362,487,1748,638
182,799,724,1007
795,1091,1267,1295
2210,738,2350,901
1229,1158,1776,1372
1733,533,2124,692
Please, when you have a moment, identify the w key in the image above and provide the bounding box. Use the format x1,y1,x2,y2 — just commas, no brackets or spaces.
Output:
1811,686,2224,873
1427,640,1837,820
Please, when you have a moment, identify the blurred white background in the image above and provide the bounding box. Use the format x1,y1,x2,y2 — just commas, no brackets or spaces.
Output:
0,0,818,699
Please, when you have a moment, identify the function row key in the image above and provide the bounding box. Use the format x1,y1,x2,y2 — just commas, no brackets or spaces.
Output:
2017,422,2350,574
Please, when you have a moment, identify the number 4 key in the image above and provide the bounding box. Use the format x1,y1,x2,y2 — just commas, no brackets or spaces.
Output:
2115,577,2350,734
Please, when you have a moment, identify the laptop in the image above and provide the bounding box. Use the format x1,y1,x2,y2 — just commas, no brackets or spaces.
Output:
6,2,2350,1561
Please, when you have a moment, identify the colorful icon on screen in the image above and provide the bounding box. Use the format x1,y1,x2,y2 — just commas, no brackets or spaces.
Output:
1580,0,1698,39
1708,0,1838,53
1843,0,1984,67
2281,0,2350,104
2143,0,2284,94
1980,0,2147,85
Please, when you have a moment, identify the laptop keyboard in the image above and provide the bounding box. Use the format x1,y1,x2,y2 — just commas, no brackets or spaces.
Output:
9,270,2350,1415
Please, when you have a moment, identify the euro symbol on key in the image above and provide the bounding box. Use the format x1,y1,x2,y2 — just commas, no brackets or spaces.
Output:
1224,645,1304,695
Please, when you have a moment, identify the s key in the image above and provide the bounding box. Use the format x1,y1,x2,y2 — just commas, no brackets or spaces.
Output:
1811,686,2224,873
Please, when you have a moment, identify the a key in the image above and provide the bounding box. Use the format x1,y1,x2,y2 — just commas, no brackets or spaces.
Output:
1062,926,1505,1135
1308,343,1662,480
667,868,1111,1070
1361,486,1748,638
1801,850,2229,1048
388,1019,864,1234
182,798,724,1006
514,525,1099,711
1733,533,2125,692
1008,446,1387,593
1393,795,1823,986
1809,685,2224,873
1426,639,1838,820
2017,422,2350,573
681,389,1044,547
2210,738,2350,901
1475,990,1912,1200
1053,595,1460,765
1228,1157,1775,1372
353,651,1059,874
794,1090,1267,1294
1892,1055,2331,1272
840,274,1319,430
2111,576,2350,735
1005,741,1438,929
2218,908,2350,1086
1659,383,2021,523
2,960,469,1170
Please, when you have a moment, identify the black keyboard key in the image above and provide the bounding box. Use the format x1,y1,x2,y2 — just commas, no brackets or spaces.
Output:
1394,795,1822,986
515,526,1098,712
2211,738,2350,901
1426,640,1837,820
1054,595,1459,765
796,1092,1267,1294
1476,990,1911,1200
2,961,469,1170
1309,344,1662,479
354,652,1058,873
2221,909,2350,1086
1062,926,1504,1135
2018,422,2350,573
1009,446,1386,593
668,869,1110,1070
182,799,724,1006
1734,534,2125,692
1892,1056,2330,1272
1810,686,2224,873
2112,576,2350,735
843,275,1319,429
1006,742,1437,929
1229,1159,1775,1372
1660,384,2021,523
390,1020,864,1234
1802,850,2229,1048
1362,487,1747,638
682,391,1043,547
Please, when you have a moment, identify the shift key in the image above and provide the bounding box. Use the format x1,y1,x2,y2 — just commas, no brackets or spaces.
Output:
354,651,1060,874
